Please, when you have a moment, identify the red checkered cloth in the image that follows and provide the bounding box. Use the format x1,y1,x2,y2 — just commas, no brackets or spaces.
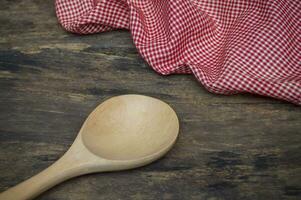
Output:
55,0,301,104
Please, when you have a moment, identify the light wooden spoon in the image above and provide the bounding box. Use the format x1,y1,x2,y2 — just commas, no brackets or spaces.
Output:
0,94,179,200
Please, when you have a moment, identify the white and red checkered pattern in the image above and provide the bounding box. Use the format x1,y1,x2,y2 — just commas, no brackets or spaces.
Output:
56,0,301,104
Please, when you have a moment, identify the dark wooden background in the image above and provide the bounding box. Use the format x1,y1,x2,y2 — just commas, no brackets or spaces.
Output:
0,1,300,199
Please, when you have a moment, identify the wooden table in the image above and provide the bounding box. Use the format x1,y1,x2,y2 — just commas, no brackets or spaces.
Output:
0,1,300,200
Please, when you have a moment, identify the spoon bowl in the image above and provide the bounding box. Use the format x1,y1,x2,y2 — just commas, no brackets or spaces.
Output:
82,95,179,161
0,95,179,200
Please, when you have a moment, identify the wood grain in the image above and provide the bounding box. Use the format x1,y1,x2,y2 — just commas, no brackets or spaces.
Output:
0,0,300,200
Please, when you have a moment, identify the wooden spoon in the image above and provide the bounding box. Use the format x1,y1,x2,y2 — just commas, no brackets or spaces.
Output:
0,94,179,200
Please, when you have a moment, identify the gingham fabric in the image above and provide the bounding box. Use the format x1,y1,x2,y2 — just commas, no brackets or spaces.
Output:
55,0,301,104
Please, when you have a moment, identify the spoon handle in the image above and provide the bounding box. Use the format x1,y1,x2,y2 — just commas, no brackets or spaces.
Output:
0,154,85,200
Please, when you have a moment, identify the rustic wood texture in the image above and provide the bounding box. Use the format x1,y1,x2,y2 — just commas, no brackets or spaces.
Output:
0,1,300,200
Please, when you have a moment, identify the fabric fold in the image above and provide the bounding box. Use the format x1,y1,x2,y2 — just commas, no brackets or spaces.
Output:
56,0,301,104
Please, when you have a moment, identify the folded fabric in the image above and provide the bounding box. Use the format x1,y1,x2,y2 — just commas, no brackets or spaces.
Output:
55,0,301,104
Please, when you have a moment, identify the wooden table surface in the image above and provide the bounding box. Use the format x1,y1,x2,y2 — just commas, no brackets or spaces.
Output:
0,1,300,200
